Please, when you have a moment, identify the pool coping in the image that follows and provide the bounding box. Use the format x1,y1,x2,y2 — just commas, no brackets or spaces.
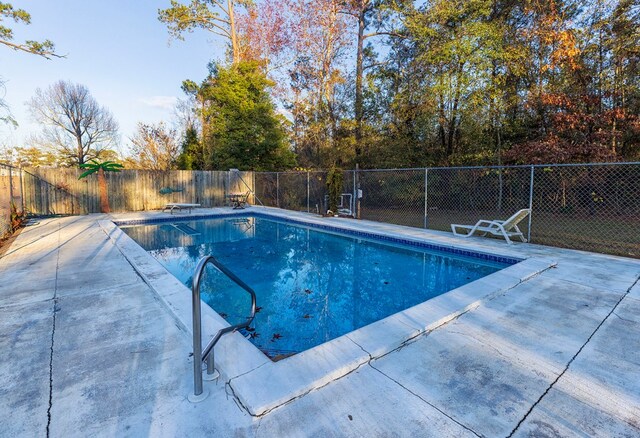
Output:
114,211,521,266
100,208,556,416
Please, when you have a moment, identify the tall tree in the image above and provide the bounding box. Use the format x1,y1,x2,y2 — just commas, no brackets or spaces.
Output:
232,0,355,167
159,0,245,64
28,81,119,166
344,0,400,160
235,0,292,69
202,61,296,170
180,78,212,163
289,0,353,167
164,0,640,168
173,95,205,169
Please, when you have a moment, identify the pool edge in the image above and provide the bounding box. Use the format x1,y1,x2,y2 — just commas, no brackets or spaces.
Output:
100,210,556,416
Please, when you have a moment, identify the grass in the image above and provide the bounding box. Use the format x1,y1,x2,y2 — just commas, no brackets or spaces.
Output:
361,207,639,258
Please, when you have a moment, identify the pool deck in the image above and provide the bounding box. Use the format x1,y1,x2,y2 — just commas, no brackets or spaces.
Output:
1,208,639,437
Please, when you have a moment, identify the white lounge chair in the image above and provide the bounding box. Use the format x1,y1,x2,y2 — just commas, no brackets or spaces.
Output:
163,203,201,214
451,208,531,244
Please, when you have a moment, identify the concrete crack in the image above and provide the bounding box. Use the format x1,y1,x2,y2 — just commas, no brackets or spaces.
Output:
226,361,270,382
228,357,373,418
611,311,636,324
370,363,483,438
253,416,263,438
227,337,377,417
369,307,476,363
507,274,640,437
224,380,255,414
345,336,373,360
45,224,62,438
231,264,558,419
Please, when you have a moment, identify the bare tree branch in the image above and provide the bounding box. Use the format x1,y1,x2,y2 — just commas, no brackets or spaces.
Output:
27,81,119,166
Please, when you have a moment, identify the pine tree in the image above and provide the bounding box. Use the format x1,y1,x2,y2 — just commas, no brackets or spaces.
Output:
177,125,203,170
204,61,296,171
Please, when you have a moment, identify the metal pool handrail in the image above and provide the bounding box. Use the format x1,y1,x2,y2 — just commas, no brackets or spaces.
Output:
189,255,257,402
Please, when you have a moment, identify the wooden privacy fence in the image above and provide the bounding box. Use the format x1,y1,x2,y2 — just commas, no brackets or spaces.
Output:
1,164,24,238
22,168,255,215
0,165,13,237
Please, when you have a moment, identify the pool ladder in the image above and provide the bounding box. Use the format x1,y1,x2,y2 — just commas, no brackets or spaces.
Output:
189,255,257,402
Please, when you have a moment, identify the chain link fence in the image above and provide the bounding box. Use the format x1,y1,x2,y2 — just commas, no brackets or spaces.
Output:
256,163,640,258
4,163,637,257
0,163,25,240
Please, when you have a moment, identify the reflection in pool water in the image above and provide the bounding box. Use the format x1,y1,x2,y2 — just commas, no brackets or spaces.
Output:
121,216,510,358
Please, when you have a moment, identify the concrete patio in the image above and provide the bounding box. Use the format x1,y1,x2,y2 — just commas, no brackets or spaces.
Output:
1,209,639,437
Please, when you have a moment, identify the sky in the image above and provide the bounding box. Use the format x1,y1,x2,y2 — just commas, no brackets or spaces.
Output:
0,0,226,155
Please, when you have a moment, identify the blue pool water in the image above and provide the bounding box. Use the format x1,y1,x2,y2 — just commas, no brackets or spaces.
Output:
121,215,513,358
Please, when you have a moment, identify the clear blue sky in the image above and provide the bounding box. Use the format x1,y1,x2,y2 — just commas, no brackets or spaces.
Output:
1,0,225,154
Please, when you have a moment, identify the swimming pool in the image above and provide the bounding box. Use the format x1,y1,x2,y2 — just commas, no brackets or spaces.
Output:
121,215,514,358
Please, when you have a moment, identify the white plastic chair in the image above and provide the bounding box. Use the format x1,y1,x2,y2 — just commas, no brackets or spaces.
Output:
451,209,531,244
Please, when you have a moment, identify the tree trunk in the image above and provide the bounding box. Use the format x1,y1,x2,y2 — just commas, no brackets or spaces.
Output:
446,66,463,158
98,168,110,213
228,0,239,64
438,88,447,154
446,95,460,158
77,136,84,165
354,4,366,159
200,95,207,169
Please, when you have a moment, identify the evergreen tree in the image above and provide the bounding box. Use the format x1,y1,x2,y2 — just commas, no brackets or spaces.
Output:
177,125,203,170
204,61,296,171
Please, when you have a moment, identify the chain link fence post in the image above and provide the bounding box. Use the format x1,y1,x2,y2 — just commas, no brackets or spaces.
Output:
355,164,361,219
307,171,310,213
352,169,356,218
424,168,428,229
528,165,534,241
254,163,638,258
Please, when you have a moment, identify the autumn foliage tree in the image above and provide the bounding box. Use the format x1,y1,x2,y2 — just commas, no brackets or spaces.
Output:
129,122,180,170
505,94,636,163
168,0,640,169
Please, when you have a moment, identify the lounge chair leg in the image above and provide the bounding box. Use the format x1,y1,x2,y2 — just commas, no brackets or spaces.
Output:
498,224,513,244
